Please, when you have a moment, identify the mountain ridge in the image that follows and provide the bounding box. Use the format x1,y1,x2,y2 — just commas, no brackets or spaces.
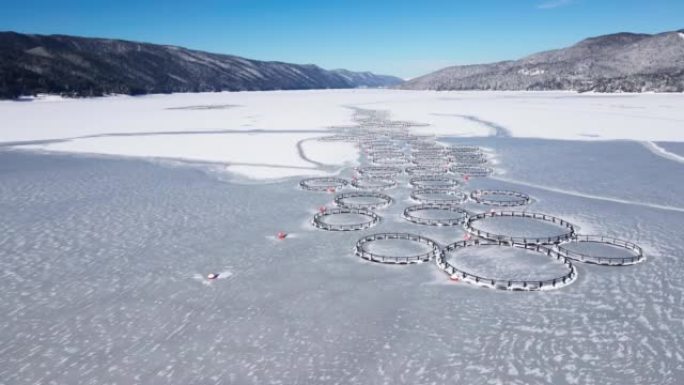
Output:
401,29,684,92
0,32,403,99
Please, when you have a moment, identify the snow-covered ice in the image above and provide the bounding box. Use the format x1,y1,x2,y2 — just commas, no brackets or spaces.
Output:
19,132,358,180
3,90,684,180
2,89,684,385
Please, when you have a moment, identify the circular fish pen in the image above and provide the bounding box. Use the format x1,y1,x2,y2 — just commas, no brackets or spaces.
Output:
437,240,577,291
451,153,488,164
351,177,397,191
412,146,443,154
470,190,531,207
299,177,348,191
451,165,493,177
334,192,393,210
409,176,463,189
466,211,576,245
312,208,380,231
447,145,481,153
317,135,359,142
405,166,449,176
411,188,468,204
411,148,445,155
412,157,449,167
555,235,645,265
356,166,403,178
412,150,447,158
355,233,440,264
403,204,470,226
368,150,405,158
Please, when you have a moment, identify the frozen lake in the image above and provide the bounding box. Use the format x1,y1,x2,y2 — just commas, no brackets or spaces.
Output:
1,90,684,384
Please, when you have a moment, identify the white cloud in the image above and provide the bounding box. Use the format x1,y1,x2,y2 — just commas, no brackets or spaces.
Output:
537,0,574,9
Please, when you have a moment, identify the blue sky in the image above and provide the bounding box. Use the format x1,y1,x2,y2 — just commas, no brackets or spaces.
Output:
1,0,682,78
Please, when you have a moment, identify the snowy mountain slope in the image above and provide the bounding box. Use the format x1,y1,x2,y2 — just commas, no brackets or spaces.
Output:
0,32,403,98
401,29,684,92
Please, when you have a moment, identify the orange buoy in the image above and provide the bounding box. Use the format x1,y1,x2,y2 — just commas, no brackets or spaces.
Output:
277,231,287,240
450,275,460,282
207,273,219,280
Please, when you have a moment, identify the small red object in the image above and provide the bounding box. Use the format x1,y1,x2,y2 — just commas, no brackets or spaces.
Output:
326,187,336,193
277,232,287,240
319,206,327,213
464,174,470,181
464,233,471,240
207,273,219,280
450,275,460,282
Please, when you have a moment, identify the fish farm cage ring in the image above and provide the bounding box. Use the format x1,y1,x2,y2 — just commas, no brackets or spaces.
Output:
411,146,444,154
555,235,645,266
317,135,359,142
299,177,348,191
356,166,403,178
411,147,445,153
312,208,380,231
411,152,446,159
364,146,400,154
368,150,405,157
411,149,447,157
412,151,447,159
451,166,493,177
411,188,468,204
448,145,482,153
411,158,449,167
355,233,440,264
466,211,576,246
402,133,433,140
368,152,406,160
405,166,449,176
451,153,488,164
372,151,407,158
411,156,449,166
334,191,393,210
470,190,531,207
412,142,443,149
372,157,409,166
351,178,397,191
361,140,393,148
450,150,483,157
436,240,577,291
403,204,470,226
409,176,463,189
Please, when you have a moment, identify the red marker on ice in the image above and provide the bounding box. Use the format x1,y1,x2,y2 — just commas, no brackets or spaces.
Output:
326,187,336,193
319,206,327,213
277,231,287,240
464,174,470,182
